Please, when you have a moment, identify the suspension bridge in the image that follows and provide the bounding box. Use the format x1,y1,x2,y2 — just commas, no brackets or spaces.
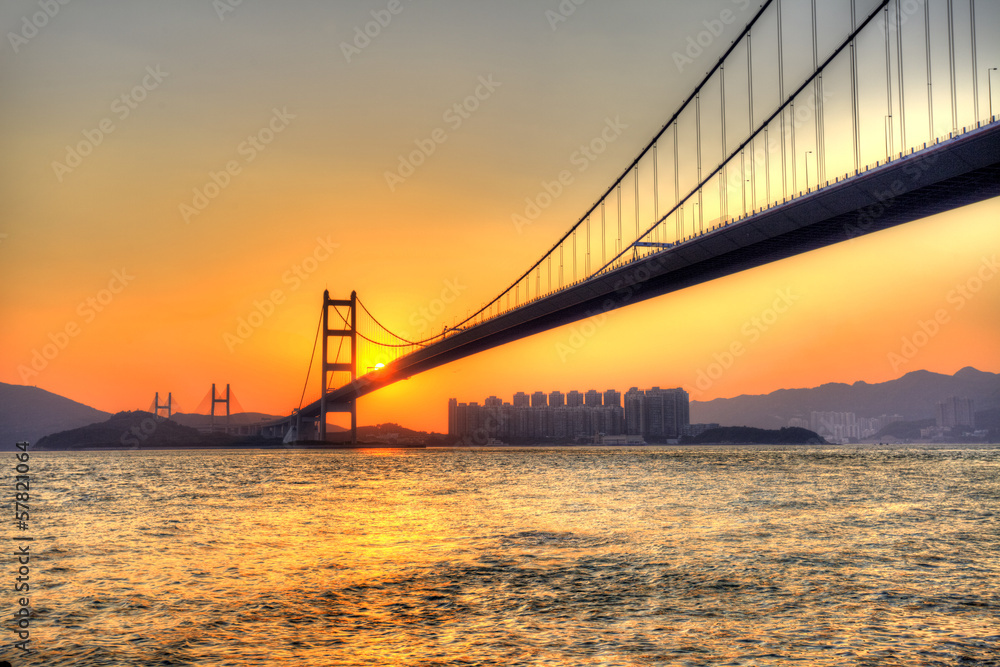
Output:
257,0,999,443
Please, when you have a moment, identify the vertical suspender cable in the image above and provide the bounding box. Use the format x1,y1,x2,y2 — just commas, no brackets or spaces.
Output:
812,0,825,182
791,100,797,193
696,92,703,231
925,0,934,140
572,230,577,281
560,236,565,285
601,201,606,266
634,165,640,251
947,0,958,132
741,150,747,214
897,0,906,151
747,34,755,211
764,125,771,206
616,184,622,256
653,144,659,241
970,0,979,122
885,6,894,156
851,0,860,170
673,122,680,240
777,0,787,199
721,64,728,221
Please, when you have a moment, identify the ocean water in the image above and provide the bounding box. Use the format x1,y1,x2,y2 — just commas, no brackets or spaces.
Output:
8,445,1000,666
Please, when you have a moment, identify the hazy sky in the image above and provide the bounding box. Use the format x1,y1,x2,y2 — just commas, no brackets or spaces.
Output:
2,0,998,431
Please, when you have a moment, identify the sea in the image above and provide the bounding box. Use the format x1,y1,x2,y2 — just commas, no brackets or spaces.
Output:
7,445,1000,666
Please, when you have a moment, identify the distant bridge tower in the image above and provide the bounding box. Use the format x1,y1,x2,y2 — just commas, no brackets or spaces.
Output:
211,383,230,434
320,290,357,444
154,392,172,418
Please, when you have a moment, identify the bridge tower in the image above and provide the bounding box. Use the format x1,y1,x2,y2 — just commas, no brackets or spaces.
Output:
211,383,230,434
153,392,172,418
320,290,357,444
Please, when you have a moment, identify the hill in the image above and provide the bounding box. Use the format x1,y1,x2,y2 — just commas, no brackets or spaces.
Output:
0,382,111,449
690,367,1000,429
35,411,245,450
682,426,826,445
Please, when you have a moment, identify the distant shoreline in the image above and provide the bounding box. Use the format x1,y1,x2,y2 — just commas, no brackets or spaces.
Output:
25,441,999,453
31,441,427,452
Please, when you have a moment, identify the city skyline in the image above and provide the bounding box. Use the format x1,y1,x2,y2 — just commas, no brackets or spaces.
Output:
2,1,999,434
449,385,689,443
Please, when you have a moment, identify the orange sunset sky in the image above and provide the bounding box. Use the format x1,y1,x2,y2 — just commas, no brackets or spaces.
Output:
2,0,999,433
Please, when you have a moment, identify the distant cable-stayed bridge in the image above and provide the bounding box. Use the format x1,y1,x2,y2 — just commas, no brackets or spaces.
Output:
260,0,1000,442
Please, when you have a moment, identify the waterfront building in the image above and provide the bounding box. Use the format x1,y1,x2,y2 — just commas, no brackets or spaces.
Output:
937,397,975,429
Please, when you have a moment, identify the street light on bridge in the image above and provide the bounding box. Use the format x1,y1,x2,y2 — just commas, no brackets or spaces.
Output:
989,68,998,120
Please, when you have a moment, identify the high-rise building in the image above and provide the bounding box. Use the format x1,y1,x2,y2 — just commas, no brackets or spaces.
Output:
513,392,530,408
549,391,565,408
531,391,548,408
641,387,666,437
624,388,643,435
448,398,458,436
604,389,622,408
585,390,602,407
566,390,583,407
937,397,975,428
638,387,689,438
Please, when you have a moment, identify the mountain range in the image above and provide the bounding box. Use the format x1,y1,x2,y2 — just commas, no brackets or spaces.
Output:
0,382,111,448
3,367,998,449
690,367,1000,429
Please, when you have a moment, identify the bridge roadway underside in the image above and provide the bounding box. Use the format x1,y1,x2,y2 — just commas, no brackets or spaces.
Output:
297,122,1000,420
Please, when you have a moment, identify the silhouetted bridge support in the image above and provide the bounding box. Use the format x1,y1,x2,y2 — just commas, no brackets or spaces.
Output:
211,383,230,434
319,290,357,445
153,392,172,418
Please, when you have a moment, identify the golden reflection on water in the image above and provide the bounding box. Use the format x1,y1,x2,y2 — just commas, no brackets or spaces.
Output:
18,446,1000,665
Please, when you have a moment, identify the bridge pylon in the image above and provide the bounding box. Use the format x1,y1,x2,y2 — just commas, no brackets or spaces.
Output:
320,290,357,445
211,383,230,434
153,392,172,418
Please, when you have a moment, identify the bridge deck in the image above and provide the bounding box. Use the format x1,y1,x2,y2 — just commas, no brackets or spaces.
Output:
280,120,1000,426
